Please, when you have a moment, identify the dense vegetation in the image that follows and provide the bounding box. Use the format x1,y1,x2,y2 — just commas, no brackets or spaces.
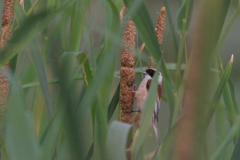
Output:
0,0,240,160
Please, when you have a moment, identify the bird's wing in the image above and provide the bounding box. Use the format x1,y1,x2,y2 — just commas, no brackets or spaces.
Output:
156,83,161,122
146,80,162,122
147,79,161,143
146,80,162,99
146,79,152,91
155,99,160,122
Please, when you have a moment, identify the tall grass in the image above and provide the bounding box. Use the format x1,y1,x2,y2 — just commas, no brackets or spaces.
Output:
0,0,240,160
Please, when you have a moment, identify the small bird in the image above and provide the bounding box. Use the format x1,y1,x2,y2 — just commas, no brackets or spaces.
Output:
135,68,162,144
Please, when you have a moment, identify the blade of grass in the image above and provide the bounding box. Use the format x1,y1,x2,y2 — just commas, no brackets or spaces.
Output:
5,79,40,160
206,55,233,126
92,1,120,159
163,0,179,55
14,1,27,26
27,0,40,16
215,103,228,160
213,54,228,160
93,107,108,160
223,84,236,126
44,19,62,56
77,0,121,119
230,134,240,160
177,0,194,33
22,75,84,88
104,0,112,41
14,1,53,117
210,117,240,160
106,121,132,160
86,83,121,159
228,79,239,115
175,0,194,89
61,8,69,52
0,0,77,66
38,104,64,159
69,0,88,52
76,53,93,88
59,52,86,159
26,38,53,118
217,55,236,127
107,83,120,122
24,0,32,13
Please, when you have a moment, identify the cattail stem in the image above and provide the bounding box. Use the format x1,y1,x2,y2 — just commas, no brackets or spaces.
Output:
0,0,14,121
119,5,136,124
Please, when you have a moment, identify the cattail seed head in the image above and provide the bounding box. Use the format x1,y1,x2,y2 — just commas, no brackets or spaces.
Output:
155,7,166,45
0,0,14,121
1,0,14,46
0,62,10,119
120,5,136,124
148,7,166,69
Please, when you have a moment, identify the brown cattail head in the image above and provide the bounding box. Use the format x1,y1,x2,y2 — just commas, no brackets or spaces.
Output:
0,0,14,120
0,62,10,119
0,0,14,47
120,4,127,22
120,5,136,124
148,7,166,69
155,7,166,45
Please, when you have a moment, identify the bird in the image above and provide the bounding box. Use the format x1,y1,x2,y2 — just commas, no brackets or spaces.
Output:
134,68,162,144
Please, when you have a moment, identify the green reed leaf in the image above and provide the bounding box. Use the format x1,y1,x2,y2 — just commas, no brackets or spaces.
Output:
0,0,77,66
70,0,88,52
5,79,40,160
107,84,120,122
106,121,132,160
76,53,93,88
210,117,240,160
14,3,53,117
206,55,233,126
14,1,27,26
177,0,194,33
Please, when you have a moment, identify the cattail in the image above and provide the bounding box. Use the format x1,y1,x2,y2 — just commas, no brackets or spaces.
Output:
155,7,166,45
0,0,14,121
148,7,166,69
119,5,136,124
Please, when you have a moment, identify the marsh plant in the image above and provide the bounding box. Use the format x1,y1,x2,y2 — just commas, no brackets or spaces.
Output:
0,0,240,160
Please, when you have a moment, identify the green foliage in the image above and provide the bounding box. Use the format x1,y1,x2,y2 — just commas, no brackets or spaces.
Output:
1,0,240,160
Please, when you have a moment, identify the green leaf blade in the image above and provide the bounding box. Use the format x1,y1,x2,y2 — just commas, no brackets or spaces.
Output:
106,121,132,160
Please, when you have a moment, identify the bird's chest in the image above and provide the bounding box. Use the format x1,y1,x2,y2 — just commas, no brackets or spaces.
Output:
135,80,149,111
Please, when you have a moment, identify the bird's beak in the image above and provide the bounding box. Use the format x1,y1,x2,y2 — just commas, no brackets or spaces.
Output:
142,71,147,75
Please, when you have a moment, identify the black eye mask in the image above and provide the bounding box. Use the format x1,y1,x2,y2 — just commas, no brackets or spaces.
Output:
146,69,156,78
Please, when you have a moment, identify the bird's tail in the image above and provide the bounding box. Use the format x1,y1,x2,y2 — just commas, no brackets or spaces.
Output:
152,121,160,144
